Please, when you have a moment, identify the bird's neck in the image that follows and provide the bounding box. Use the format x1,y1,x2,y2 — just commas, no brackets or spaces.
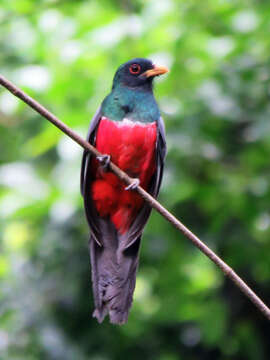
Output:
101,85,160,123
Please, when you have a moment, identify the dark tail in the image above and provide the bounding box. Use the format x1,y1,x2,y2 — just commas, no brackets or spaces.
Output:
89,235,141,325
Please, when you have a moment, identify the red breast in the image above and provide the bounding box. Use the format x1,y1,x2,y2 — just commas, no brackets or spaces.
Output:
91,117,157,234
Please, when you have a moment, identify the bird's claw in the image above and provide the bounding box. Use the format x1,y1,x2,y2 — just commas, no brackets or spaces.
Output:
125,178,140,191
97,154,111,170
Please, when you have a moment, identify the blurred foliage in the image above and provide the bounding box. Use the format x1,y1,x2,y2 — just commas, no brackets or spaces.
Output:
0,0,270,359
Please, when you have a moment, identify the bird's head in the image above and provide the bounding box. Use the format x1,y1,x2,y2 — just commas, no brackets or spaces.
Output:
112,58,169,91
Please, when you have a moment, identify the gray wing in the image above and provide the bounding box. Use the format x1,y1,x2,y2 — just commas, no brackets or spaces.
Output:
80,107,102,195
80,107,103,245
119,116,167,249
155,115,167,195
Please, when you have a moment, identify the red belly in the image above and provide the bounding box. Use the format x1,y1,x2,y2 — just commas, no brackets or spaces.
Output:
91,117,157,234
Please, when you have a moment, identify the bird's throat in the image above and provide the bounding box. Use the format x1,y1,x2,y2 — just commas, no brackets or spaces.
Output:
101,85,160,123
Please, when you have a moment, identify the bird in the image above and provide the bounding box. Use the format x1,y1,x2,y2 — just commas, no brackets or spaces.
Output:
81,58,168,324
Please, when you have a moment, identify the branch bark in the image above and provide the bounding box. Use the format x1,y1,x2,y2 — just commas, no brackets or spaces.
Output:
1,73,269,321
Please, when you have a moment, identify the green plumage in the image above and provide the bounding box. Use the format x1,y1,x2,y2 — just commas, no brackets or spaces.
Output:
101,85,160,123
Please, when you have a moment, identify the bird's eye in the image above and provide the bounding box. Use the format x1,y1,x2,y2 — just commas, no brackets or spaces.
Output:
129,64,141,75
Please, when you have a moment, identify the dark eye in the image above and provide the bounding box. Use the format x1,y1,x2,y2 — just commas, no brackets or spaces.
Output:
129,63,141,75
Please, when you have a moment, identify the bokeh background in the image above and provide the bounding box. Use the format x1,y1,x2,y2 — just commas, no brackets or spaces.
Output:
0,0,270,359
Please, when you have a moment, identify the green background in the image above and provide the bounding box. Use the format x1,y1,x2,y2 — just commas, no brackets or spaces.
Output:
0,0,270,359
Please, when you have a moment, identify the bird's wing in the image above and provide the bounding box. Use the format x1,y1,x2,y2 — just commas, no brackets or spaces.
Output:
155,115,167,195
80,107,101,195
119,116,167,249
80,107,104,245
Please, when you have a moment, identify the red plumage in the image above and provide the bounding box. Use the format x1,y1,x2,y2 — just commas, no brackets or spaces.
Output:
91,117,157,234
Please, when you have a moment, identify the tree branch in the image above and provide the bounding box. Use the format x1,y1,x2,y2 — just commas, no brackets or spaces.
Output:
1,73,269,321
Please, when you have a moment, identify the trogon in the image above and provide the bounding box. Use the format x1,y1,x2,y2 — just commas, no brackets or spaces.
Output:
81,58,168,324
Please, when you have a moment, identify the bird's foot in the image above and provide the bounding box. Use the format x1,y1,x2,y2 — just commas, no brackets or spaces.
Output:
97,154,111,171
125,178,140,191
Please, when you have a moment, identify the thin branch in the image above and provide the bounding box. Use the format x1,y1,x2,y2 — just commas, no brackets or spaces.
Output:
1,74,269,321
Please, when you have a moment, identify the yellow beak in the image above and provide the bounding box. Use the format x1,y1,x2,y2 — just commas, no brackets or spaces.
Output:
141,65,169,78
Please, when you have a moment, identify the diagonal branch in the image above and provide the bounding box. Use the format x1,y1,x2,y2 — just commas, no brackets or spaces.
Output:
0,73,269,321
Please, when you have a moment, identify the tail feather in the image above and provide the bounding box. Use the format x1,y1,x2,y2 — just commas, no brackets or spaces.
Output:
89,235,141,325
